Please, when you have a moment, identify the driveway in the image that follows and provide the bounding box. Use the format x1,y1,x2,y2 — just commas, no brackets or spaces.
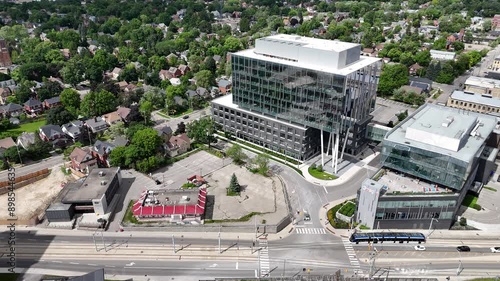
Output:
152,108,211,131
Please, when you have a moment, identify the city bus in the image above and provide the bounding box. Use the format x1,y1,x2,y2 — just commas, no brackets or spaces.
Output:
349,232,426,244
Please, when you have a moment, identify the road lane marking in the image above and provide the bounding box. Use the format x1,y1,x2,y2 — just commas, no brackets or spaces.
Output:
70,262,79,265
323,185,328,194
88,264,97,266
52,261,62,263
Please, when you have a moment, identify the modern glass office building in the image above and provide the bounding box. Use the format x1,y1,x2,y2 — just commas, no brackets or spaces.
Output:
212,35,381,168
356,104,498,229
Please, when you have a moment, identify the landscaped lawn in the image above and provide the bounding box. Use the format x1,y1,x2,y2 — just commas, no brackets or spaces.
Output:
7,118,46,135
308,166,338,180
462,194,478,207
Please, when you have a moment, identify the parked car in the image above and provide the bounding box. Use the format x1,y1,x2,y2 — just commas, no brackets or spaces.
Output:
491,247,500,253
457,246,471,252
414,245,426,251
182,115,189,119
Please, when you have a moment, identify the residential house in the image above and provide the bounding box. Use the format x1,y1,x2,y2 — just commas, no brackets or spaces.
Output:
409,77,432,93
116,81,128,90
0,88,11,105
169,67,182,78
24,98,43,114
361,48,375,56
178,64,190,75
69,147,97,174
166,53,178,64
102,111,123,126
165,133,191,157
157,125,173,142
60,48,71,59
159,69,173,81
62,120,84,140
173,96,187,107
196,87,209,99
39,124,68,147
218,79,232,94
0,103,23,117
124,84,137,92
116,106,132,123
409,63,424,76
16,132,35,150
493,15,500,30
109,67,122,80
186,89,199,100
213,55,222,64
43,96,61,109
0,137,16,157
91,140,117,167
85,117,108,134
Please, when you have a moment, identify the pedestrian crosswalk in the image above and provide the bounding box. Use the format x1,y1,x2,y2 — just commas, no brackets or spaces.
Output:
342,238,361,269
258,238,270,277
295,228,327,234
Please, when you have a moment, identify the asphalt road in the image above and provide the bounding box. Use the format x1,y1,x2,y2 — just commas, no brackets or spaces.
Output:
0,155,64,182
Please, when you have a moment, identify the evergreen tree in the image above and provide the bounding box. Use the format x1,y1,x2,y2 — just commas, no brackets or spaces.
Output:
426,60,442,81
228,173,240,194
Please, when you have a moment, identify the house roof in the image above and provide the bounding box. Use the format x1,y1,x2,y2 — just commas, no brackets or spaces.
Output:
116,106,131,119
112,136,128,147
0,103,22,113
40,125,63,138
70,147,93,163
218,79,231,88
196,87,208,96
44,96,60,104
0,137,16,149
161,125,173,135
62,121,82,136
24,98,42,107
401,85,423,95
186,90,198,98
103,111,122,124
111,67,122,74
17,132,35,147
173,95,186,105
169,133,190,147
93,140,116,155
86,117,108,128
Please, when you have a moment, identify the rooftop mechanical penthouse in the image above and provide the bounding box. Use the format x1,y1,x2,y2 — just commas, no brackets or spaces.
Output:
212,35,381,171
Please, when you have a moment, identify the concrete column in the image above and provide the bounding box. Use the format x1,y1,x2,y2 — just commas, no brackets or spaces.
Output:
331,133,336,170
334,133,340,174
320,129,324,167
326,132,332,156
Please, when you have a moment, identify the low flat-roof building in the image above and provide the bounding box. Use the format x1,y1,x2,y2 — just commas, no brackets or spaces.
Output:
356,104,498,229
132,187,207,224
430,50,456,61
60,167,122,216
447,90,500,115
464,76,500,98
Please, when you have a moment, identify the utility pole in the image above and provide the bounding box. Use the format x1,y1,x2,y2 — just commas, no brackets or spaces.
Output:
429,217,439,237
218,225,221,254
369,247,380,279
172,234,176,253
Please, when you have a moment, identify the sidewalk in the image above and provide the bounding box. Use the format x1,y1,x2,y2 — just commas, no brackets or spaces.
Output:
300,152,380,187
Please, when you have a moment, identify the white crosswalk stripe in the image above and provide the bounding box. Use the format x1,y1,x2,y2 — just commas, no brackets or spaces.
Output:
342,238,361,270
259,238,270,277
295,228,327,234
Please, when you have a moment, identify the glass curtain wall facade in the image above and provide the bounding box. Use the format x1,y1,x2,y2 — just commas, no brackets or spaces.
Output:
231,54,379,155
381,142,475,190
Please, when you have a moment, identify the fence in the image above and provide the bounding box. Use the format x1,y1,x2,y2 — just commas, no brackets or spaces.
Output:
0,168,50,195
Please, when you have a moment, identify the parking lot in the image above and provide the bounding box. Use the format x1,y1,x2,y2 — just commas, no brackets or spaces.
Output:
151,150,228,189
107,151,229,231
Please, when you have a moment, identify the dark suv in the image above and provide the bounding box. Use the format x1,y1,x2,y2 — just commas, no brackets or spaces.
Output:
457,246,471,252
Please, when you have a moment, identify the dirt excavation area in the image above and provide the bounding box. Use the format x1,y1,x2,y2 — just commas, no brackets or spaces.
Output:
0,166,70,221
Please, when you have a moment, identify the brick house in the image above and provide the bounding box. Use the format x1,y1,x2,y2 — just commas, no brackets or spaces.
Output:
165,133,191,157
69,147,97,174
24,98,43,114
43,96,62,109
218,79,232,94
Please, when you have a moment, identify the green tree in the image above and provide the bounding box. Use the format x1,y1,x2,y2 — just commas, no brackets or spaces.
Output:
2,146,26,164
432,38,447,50
109,146,128,167
399,52,415,67
378,64,409,97
131,128,161,157
60,56,85,86
194,70,215,89
226,144,247,165
46,107,76,126
483,19,492,32
228,173,241,195
141,87,165,109
60,88,81,115
426,60,442,81
186,117,216,147
414,50,431,67
139,100,153,125
80,90,117,117
224,37,243,53
105,122,126,140
253,154,270,176
126,122,147,140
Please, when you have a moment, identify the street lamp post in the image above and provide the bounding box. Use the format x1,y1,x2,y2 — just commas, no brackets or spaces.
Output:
429,217,439,236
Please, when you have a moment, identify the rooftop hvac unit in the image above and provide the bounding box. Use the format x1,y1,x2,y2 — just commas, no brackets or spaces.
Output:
100,181,107,186
99,171,105,177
